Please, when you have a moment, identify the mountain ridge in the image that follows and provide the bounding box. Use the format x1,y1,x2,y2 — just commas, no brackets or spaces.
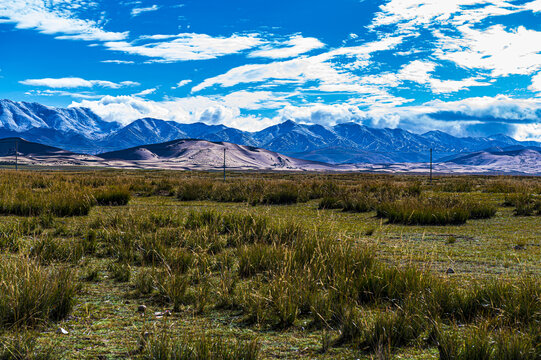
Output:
1,99,539,164
1,136,539,175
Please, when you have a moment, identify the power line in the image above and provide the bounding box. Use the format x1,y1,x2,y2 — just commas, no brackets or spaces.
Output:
223,147,226,181
15,138,18,171
0,138,20,170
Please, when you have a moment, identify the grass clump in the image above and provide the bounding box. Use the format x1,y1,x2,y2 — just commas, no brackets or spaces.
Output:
318,197,343,210
508,194,541,216
93,186,131,206
0,331,59,360
353,310,425,354
0,256,78,328
437,325,539,360
141,330,259,360
237,244,286,278
376,196,496,225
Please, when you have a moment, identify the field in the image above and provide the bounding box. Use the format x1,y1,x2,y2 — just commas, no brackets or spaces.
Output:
0,169,539,359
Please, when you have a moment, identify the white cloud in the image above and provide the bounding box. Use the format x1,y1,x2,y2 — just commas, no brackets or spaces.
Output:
0,0,128,41
171,80,192,89
67,93,541,140
68,94,283,131
530,72,541,93
371,0,518,32
104,33,263,61
398,60,436,83
221,90,290,110
24,89,103,99
71,96,173,125
523,0,541,12
277,104,367,126
134,88,157,96
370,95,541,140
396,60,490,93
266,95,541,141
131,5,159,17
249,35,324,59
20,77,140,89
369,1,541,79
435,25,541,77
101,60,135,64
192,36,403,92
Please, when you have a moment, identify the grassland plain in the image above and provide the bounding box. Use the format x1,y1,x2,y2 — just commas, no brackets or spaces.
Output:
0,169,539,359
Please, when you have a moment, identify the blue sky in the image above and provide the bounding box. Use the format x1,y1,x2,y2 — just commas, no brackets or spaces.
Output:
1,0,541,140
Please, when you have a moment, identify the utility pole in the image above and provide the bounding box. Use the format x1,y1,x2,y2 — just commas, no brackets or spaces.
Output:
429,148,433,184
15,138,18,171
223,148,226,182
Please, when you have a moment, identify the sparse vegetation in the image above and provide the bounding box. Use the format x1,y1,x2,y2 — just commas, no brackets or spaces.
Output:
0,169,538,359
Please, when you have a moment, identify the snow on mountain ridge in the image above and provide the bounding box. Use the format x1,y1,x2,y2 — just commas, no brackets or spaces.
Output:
1,99,540,165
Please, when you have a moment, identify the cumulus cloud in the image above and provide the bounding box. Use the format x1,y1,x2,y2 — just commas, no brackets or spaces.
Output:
368,95,541,140
267,96,541,140
131,5,159,17
68,94,282,131
0,0,128,41
20,77,140,89
249,35,324,59
277,104,367,126
67,93,541,140
104,33,263,62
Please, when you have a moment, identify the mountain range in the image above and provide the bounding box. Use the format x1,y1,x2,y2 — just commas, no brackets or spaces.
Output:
1,99,540,164
2,137,539,174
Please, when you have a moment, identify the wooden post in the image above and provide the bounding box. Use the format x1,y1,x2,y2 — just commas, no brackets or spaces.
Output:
223,148,226,182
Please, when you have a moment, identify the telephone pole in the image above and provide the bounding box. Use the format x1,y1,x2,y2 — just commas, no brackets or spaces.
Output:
223,148,226,181
15,138,18,171
429,148,433,184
